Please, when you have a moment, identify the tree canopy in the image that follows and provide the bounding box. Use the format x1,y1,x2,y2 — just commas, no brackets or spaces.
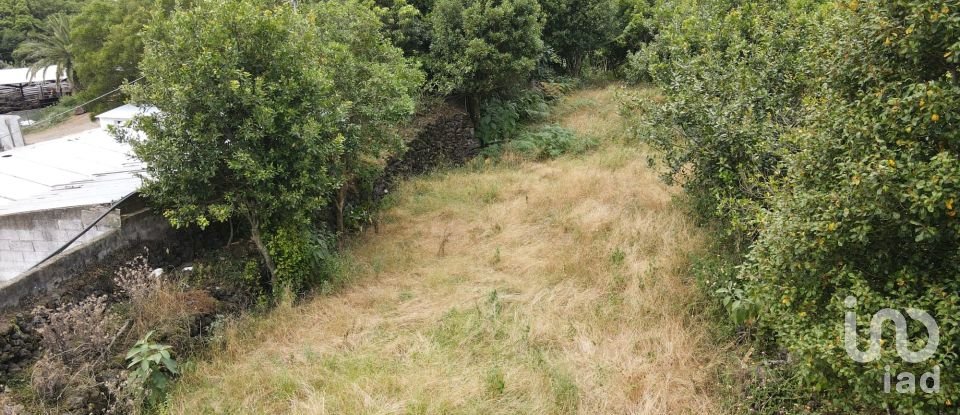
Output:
427,0,544,109
125,0,420,288
540,0,619,74
71,0,175,113
14,13,75,89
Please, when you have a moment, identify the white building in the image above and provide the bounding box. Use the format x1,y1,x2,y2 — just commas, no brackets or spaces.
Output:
95,104,159,131
0,104,148,283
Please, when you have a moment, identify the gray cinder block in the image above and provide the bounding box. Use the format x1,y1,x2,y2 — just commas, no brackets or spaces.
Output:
8,241,33,252
0,251,23,263
57,219,84,231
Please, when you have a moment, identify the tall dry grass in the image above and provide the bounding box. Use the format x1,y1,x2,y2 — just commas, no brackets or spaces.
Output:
164,85,732,414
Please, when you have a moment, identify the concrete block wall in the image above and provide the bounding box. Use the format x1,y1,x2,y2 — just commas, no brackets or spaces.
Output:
0,205,121,281
0,203,173,311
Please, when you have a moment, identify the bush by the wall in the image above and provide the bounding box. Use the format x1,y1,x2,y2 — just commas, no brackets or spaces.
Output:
476,90,550,146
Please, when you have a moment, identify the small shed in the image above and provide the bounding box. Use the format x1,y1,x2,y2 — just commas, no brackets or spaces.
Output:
95,104,159,131
0,66,70,113
0,128,145,282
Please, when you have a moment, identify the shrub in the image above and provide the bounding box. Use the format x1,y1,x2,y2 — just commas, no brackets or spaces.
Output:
33,295,119,367
114,256,218,351
628,0,820,244
740,1,960,411
507,124,592,160
427,0,544,115
30,295,120,405
267,225,340,294
627,0,960,411
476,90,549,146
114,255,162,304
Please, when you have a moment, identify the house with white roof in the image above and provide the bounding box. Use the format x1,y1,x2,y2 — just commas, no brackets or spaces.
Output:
95,103,159,131
0,104,154,283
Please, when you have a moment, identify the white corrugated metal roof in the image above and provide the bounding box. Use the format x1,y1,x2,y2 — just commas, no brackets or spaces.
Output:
96,104,159,120
0,65,64,86
0,128,144,216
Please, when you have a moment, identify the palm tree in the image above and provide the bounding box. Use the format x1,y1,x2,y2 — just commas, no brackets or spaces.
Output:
14,14,77,93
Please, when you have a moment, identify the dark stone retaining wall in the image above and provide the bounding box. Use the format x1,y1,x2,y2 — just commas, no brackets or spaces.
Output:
375,103,480,197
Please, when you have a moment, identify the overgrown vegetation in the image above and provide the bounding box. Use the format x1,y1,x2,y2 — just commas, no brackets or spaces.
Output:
625,0,960,412
122,0,420,292
163,86,729,414
5,0,957,413
14,255,220,414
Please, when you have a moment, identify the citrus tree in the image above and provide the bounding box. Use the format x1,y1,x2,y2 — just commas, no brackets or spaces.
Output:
743,1,960,411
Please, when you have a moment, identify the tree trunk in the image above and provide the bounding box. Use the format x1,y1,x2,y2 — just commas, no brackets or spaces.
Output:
467,94,482,126
571,54,584,77
246,215,278,287
336,184,348,249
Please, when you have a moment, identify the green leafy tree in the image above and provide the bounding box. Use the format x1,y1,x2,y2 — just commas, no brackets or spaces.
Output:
630,0,960,411
742,0,960,411
616,0,658,50
125,0,346,286
0,0,39,62
310,0,423,235
364,0,432,57
627,0,819,244
427,0,544,117
539,0,619,74
126,0,418,289
71,0,174,114
0,0,84,64
14,13,76,91
23,0,85,21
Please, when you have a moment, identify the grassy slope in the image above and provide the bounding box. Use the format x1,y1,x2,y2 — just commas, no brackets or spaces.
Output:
165,85,731,414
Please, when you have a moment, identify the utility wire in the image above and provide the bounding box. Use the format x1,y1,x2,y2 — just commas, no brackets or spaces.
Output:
25,76,145,129
26,192,138,272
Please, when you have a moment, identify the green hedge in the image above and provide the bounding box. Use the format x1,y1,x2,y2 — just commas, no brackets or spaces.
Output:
626,0,960,411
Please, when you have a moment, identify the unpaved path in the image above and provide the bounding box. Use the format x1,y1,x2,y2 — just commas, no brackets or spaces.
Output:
23,114,99,145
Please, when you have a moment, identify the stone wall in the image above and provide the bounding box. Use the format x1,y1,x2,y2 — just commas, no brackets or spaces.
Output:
0,206,121,281
375,103,480,197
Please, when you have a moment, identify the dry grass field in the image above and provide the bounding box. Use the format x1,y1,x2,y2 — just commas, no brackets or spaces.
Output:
164,85,732,414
